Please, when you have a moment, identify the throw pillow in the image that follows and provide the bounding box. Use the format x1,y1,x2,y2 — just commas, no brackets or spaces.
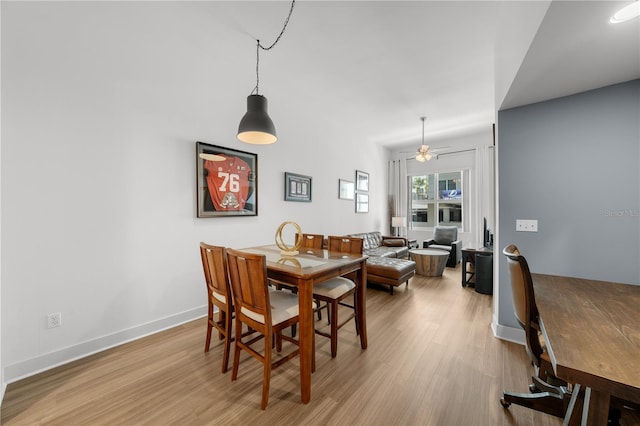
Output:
382,239,405,247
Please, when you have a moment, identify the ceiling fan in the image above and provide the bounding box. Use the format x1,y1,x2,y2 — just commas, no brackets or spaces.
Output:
400,117,448,161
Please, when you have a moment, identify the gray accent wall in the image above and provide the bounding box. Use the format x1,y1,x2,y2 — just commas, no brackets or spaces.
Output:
497,79,640,329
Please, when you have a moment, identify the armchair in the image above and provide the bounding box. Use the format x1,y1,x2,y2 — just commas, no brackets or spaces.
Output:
422,226,461,267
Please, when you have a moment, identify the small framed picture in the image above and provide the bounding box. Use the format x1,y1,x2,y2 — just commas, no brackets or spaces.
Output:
338,179,355,200
196,141,257,218
356,193,369,213
356,170,369,192
284,172,312,202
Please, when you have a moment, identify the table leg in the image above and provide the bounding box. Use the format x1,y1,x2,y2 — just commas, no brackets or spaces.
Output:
356,259,368,349
585,388,610,425
297,277,313,404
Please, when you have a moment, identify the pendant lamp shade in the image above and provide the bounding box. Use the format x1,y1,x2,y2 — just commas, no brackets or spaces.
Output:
237,94,277,144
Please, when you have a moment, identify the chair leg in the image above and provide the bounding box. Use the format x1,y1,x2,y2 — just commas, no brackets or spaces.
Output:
353,293,360,336
312,329,316,373
231,318,242,381
204,305,213,353
330,300,339,358
221,311,232,373
261,334,272,410
500,390,566,418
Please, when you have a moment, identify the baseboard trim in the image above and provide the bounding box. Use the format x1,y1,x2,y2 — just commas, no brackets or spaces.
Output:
4,306,207,384
492,321,525,345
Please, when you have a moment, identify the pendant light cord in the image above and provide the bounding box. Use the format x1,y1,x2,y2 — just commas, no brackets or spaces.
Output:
251,0,296,95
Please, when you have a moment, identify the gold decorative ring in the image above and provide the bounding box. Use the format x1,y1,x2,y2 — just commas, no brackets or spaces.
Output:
275,221,302,255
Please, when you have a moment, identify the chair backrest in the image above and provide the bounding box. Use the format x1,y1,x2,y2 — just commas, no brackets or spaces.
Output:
199,242,231,304
502,244,543,366
226,248,271,327
296,233,324,249
433,226,458,245
327,236,363,255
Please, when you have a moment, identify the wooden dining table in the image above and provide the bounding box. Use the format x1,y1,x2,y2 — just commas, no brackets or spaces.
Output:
532,273,640,425
242,244,368,403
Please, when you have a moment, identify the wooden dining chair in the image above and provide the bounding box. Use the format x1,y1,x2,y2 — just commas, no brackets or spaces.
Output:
500,244,570,417
273,233,326,325
226,248,311,410
199,242,234,373
312,236,363,358
295,233,325,250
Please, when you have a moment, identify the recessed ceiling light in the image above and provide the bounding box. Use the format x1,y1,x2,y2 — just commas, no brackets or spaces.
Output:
610,1,640,23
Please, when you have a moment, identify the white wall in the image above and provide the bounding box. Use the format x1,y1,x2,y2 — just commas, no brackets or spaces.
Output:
391,128,495,248
1,2,389,383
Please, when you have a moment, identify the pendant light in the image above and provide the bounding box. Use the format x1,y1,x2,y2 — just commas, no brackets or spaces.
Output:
237,1,296,145
415,116,433,162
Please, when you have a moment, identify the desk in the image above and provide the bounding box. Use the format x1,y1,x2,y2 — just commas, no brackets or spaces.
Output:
532,274,640,425
243,245,368,404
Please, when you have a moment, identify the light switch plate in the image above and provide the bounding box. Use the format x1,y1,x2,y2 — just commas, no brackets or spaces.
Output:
516,219,538,232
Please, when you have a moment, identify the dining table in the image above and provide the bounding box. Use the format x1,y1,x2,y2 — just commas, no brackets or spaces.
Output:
532,273,640,425
242,244,368,403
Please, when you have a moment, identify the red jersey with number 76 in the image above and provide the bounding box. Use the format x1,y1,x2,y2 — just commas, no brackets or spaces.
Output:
204,156,251,211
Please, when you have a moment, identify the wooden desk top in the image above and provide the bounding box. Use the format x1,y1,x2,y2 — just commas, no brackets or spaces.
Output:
532,273,640,404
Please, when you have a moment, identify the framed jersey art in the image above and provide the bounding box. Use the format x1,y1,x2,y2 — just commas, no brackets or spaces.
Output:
196,142,257,218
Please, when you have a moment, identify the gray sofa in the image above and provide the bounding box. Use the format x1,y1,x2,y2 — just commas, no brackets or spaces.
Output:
348,231,410,259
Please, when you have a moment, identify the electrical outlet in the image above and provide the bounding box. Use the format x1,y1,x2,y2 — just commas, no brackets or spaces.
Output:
516,219,538,232
47,312,62,329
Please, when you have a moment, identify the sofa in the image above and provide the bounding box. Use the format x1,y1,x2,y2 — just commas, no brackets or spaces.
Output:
346,231,416,294
422,226,462,268
348,232,410,259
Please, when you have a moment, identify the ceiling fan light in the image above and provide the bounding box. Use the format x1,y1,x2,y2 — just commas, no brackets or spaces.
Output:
237,94,277,144
415,153,426,162
610,1,640,23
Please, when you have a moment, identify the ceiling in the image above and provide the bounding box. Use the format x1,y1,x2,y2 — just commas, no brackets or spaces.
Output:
213,1,640,150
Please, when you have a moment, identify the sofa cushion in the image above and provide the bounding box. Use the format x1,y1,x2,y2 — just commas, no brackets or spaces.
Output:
366,256,416,280
382,238,405,247
364,247,396,258
428,244,452,253
349,232,382,250
433,226,458,245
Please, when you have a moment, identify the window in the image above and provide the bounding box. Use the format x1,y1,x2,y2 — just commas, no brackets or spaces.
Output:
410,171,463,230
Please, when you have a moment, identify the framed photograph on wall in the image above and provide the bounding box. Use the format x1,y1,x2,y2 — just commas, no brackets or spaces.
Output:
356,170,369,192
196,141,257,218
356,193,369,213
284,172,312,202
338,179,355,200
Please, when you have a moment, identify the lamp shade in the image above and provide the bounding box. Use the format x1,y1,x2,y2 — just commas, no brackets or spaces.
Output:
237,94,277,144
391,216,407,227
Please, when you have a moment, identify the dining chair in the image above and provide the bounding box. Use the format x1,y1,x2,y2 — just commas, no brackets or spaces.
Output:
273,233,324,293
295,233,325,251
273,233,326,326
312,236,363,358
500,244,570,417
226,248,312,410
199,242,234,373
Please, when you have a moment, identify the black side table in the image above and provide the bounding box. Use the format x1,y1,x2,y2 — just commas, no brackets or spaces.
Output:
461,247,493,287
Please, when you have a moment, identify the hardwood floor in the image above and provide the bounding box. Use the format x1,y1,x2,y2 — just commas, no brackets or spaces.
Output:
2,266,636,425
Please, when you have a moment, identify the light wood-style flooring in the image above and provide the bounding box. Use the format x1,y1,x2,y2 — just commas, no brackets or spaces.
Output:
2,266,636,425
